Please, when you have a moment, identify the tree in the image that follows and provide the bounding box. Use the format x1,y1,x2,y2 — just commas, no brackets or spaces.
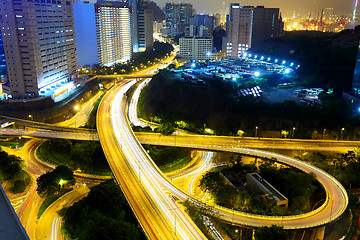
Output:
37,165,75,198
157,122,175,136
0,151,23,181
255,225,288,240
62,180,141,240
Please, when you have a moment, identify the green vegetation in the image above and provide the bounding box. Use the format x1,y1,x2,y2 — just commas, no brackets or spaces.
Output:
296,149,360,189
0,150,31,193
37,188,72,219
0,137,27,148
182,200,215,240
79,41,174,75
37,139,111,175
82,92,105,129
36,165,75,198
254,225,288,240
155,122,175,135
140,70,353,138
199,156,319,215
143,145,191,172
62,180,141,240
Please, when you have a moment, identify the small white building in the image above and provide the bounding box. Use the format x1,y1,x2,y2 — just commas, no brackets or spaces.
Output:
179,37,213,61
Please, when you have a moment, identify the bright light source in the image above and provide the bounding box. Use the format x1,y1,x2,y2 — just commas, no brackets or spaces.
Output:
74,105,79,111
260,56,264,60
191,63,196,68
275,59,278,63
267,57,271,61
282,60,286,64
59,179,65,186
254,55,257,58
207,51,211,56
254,72,260,77
284,68,292,74
290,62,294,66
243,52,247,57
249,54,252,57
233,77,237,81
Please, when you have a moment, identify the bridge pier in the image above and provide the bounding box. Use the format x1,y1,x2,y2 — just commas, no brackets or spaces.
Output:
316,226,325,240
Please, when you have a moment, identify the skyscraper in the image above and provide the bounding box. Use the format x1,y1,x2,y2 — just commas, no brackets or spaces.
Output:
226,4,283,59
0,0,78,99
165,3,193,37
95,4,132,66
73,2,132,67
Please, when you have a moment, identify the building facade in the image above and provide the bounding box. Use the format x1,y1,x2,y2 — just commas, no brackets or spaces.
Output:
226,4,284,59
73,1,98,67
353,41,360,95
0,0,78,99
138,7,153,51
164,3,193,37
95,4,131,67
186,14,214,37
179,37,213,61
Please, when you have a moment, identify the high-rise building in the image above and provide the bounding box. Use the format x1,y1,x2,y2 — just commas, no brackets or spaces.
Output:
226,4,283,59
95,4,132,67
179,37,213,61
138,7,153,51
353,42,360,95
73,2,98,67
185,14,214,37
165,3,193,37
0,0,78,99
73,2,132,67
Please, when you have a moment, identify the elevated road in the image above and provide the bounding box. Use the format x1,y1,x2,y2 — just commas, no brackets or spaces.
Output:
97,80,207,239
1,127,359,153
96,79,348,234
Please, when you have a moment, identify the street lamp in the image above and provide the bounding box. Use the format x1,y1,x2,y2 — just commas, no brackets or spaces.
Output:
255,126,258,139
28,114,33,121
292,127,296,139
341,127,345,140
323,129,326,140
74,105,79,111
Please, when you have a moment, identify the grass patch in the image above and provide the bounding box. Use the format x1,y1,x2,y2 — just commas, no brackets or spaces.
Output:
38,189,72,219
36,140,111,176
0,138,27,148
159,156,192,173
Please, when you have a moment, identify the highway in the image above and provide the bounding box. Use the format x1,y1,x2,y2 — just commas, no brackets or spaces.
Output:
96,76,348,234
97,80,207,239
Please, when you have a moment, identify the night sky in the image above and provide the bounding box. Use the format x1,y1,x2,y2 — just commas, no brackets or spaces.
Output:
154,0,356,15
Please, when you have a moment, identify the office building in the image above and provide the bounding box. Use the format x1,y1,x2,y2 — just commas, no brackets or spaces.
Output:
165,3,193,37
138,7,153,51
179,37,213,61
226,4,283,59
0,0,78,99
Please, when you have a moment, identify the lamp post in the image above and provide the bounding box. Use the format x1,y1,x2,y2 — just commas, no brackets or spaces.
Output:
28,114,33,121
341,128,345,140
292,127,296,139
323,129,326,140
255,126,258,139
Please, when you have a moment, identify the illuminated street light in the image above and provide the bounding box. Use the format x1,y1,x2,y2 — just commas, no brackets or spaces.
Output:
255,126,258,138
28,114,33,121
267,57,271,61
254,71,260,77
275,59,278,63
74,105,79,111
341,128,345,140
282,60,286,64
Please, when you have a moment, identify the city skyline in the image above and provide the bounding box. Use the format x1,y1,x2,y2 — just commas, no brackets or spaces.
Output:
154,0,357,16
